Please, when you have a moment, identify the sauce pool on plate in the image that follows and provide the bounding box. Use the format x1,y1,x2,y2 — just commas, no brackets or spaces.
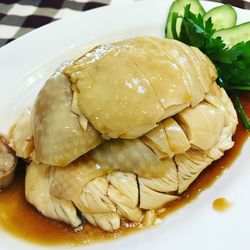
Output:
0,93,249,246
213,197,232,212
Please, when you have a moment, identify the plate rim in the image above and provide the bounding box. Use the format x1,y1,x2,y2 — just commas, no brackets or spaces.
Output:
0,1,250,250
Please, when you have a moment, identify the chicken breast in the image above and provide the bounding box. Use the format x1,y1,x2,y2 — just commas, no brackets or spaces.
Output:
65,44,165,139
64,36,216,139
27,36,218,167
27,82,236,231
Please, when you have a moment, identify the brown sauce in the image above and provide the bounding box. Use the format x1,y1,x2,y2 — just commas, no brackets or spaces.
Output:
212,197,232,212
0,93,249,246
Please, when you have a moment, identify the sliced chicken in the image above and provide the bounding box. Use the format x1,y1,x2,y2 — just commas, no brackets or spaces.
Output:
176,102,224,151
150,37,216,107
108,172,139,208
175,149,212,193
143,102,220,158
9,109,33,159
139,180,177,209
163,118,190,154
175,86,238,193
79,172,142,231
205,82,237,132
142,210,158,227
115,37,191,117
64,36,216,139
190,47,217,93
107,172,143,222
0,136,17,189
64,44,165,139
49,161,143,231
139,158,178,193
7,36,237,233
79,176,116,214
32,72,102,166
84,213,120,232
25,85,237,231
49,158,108,202
142,123,174,159
25,162,81,227
138,158,178,209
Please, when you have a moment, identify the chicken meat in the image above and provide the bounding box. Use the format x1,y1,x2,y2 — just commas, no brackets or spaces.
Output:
7,36,238,232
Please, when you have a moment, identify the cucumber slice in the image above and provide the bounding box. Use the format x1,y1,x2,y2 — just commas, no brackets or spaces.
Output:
165,0,205,38
213,22,250,47
204,4,237,30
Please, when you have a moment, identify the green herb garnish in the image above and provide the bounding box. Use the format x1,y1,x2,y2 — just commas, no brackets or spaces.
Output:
169,5,250,130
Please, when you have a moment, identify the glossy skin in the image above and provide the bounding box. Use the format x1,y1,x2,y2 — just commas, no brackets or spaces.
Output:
64,36,216,139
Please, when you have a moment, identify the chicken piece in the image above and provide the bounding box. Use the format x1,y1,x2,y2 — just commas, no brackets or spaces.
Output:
79,176,116,214
142,210,158,227
80,174,142,231
9,109,33,159
190,47,215,92
138,158,178,208
90,139,165,178
150,37,216,107
115,37,191,117
64,36,216,139
64,44,165,139
47,159,121,232
139,158,178,193
0,136,17,189
51,162,143,231
205,83,237,132
176,102,224,151
33,72,102,166
142,117,190,158
220,88,238,130
175,120,236,194
117,205,143,223
79,172,143,231
25,162,81,227
71,90,90,131
138,179,177,209
107,172,138,207
163,118,190,154
49,158,109,202
208,125,235,161
205,85,238,160
107,172,143,222
142,123,174,159
84,213,120,232
175,87,238,193
175,149,212,193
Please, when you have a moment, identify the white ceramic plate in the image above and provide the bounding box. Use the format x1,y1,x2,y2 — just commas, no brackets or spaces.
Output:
0,1,249,249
